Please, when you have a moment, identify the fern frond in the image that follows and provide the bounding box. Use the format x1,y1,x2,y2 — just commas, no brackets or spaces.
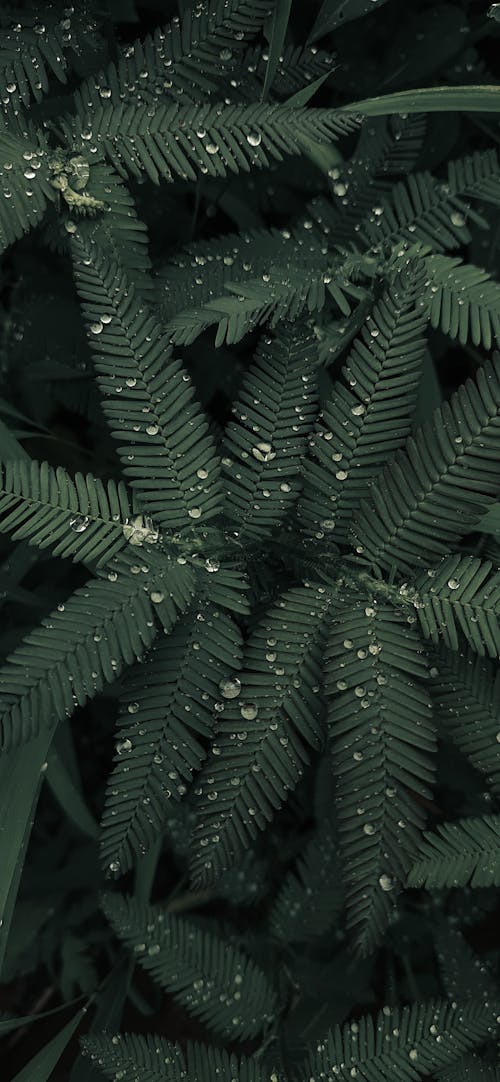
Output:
352,354,500,574
81,1032,186,1082
424,254,500,350
71,236,223,529
437,1054,500,1082
82,1032,268,1082
75,0,272,113
407,814,500,889
325,594,434,954
436,923,497,1001
269,819,343,943
0,129,54,254
0,575,158,751
102,893,277,1040
222,323,320,538
156,222,365,347
66,103,360,187
302,999,500,1082
0,459,136,569
100,605,243,877
298,258,429,544
74,163,153,298
190,584,333,886
430,646,500,795
414,554,500,659
0,6,80,117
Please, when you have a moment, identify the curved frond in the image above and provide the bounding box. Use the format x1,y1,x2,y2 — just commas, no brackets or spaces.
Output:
352,354,500,574
70,235,223,529
0,6,83,117
414,554,500,659
0,459,135,569
65,103,360,187
102,893,277,1041
301,999,499,1082
156,222,365,347
424,254,500,351
81,1032,186,1082
100,605,243,877
430,646,500,795
190,584,333,886
357,149,500,254
325,594,434,954
436,924,497,1001
75,163,153,298
81,1033,267,1082
407,814,500,889
298,258,429,544
269,819,343,943
0,576,158,751
75,1,272,113
222,323,320,538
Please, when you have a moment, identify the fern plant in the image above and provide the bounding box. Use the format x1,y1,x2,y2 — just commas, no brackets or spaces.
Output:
3,1,500,1081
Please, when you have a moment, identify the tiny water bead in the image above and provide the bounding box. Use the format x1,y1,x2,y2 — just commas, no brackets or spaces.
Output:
246,131,262,147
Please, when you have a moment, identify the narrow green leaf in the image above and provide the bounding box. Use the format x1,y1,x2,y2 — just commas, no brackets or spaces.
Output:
262,0,293,101
338,85,500,117
46,747,99,840
0,728,55,979
308,0,390,41
11,1003,88,1081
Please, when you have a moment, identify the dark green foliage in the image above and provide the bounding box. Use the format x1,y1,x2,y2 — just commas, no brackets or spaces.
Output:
2,2,500,1081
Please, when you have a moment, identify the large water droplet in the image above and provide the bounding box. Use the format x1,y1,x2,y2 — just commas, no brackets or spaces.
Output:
219,677,241,699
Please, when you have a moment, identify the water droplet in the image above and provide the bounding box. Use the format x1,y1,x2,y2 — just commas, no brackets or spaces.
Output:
447,578,460,590
378,873,394,891
151,590,164,603
108,860,120,873
206,143,219,155
116,738,132,754
127,702,139,714
246,131,262,147
252,441,276,462
240,702,258,720
450,211,466,227
188,507,202,519
219,677,241,699
205,558,220,573
89,321,103,335
69,514,90,533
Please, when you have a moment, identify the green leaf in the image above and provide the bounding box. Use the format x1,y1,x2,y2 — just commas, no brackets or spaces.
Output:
71,236,223,530
65,103,360,187
301,999,500,1081
102,894,277,1040
308,0,390,41
262,0,293,101
0,574,158,750
46,746,99,840
325,593,434,954
99,605,243,877
298,257,430,545
0,459,134,569
10,1004,88,1082
222,323,320,539
0,727,55,979
414,555,500,659
190,584,333,885
338,85,500,117
353,354,500,574
408,815,500,889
